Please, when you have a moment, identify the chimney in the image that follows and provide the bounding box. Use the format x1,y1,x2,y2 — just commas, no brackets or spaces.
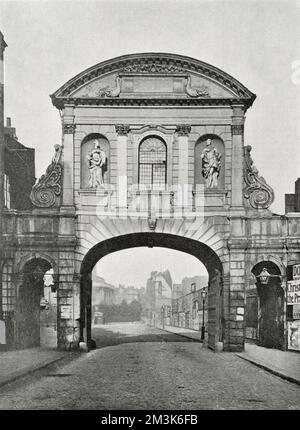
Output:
4,116,17,139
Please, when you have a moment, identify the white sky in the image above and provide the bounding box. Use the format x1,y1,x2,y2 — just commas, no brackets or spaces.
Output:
1,0,300,213
95,247,207,287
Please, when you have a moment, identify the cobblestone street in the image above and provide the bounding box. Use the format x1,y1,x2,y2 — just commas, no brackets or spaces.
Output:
0,322,299,410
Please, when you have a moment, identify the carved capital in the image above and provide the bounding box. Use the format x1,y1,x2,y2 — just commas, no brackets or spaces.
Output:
231,124,244,135
63,123,76,134
115,124,130,135
176,124,191,136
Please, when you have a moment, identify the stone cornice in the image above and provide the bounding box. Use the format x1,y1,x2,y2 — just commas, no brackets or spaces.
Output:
51,53,256,108
52,96,254,110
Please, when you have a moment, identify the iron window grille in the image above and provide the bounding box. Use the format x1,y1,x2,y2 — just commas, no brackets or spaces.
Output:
138,136,167,190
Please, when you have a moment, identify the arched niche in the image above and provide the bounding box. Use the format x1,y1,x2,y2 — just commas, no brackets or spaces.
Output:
194,134,225,190
81,134,110,189
16,258,57,350
249,261,285,349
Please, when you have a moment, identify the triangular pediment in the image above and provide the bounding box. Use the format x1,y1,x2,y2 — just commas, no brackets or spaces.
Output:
51,53,256,108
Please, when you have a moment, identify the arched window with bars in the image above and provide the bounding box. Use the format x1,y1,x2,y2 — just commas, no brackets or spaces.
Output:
138,136,167,190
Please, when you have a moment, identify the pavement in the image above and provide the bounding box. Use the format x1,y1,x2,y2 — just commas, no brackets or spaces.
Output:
159,324,300,385
0,322,299,393
237,343,300,386
0,347,68,388
0,322,298,410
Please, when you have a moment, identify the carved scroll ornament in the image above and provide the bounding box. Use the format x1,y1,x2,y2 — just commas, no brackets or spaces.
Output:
243,145,274,209
185,75,210,98
80,75,121,98
98,75,121,98
30,145,63,208
122,63,185,74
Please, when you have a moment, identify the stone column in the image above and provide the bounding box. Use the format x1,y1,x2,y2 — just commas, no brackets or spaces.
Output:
115,125,130,211
231,105,245,209
61,118,76,211
57,251,76,350
176,125,191,209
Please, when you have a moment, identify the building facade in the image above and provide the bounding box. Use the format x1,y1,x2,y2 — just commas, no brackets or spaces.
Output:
3,117,35,210
1,48,300,352
170,275,208,331
145,270,172,327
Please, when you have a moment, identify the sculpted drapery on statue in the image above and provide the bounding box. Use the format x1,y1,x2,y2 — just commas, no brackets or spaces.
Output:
201,139,222,188
87,140,108,189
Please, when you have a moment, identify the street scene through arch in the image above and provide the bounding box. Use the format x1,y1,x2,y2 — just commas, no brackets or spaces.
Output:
80,234,222,351
89,245,209,349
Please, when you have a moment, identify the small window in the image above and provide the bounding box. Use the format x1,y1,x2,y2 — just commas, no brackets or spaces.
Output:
2,261,14,317
4,174,10,209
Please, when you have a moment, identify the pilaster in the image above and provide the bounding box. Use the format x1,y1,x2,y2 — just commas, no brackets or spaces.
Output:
61,107,76,211
176,125,191,208
115,125,130,210
231,105,245,209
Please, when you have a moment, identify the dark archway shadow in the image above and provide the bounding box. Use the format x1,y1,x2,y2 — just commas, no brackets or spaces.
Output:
251,261,285,349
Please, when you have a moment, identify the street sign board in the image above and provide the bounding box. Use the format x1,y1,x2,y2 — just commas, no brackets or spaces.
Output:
293,264,300,280
288,321,300,351
293,304,300,320
287,280,300,305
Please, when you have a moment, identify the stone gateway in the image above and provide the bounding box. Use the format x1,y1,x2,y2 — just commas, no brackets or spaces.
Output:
2,52,300,352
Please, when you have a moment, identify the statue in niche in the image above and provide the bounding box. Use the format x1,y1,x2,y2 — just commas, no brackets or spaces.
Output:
87,140,108,189
201,138,222,188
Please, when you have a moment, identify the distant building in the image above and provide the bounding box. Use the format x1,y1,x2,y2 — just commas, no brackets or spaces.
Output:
285,178,300,213
145,270,172,327
3,117,35,210
171,274,208,331
174,275,208,298
92,273,115,307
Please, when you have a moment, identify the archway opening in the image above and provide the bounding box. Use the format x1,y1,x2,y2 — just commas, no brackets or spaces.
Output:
90,247,209,346
246,261,284,349
17,258,58,349
80,233,224,351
